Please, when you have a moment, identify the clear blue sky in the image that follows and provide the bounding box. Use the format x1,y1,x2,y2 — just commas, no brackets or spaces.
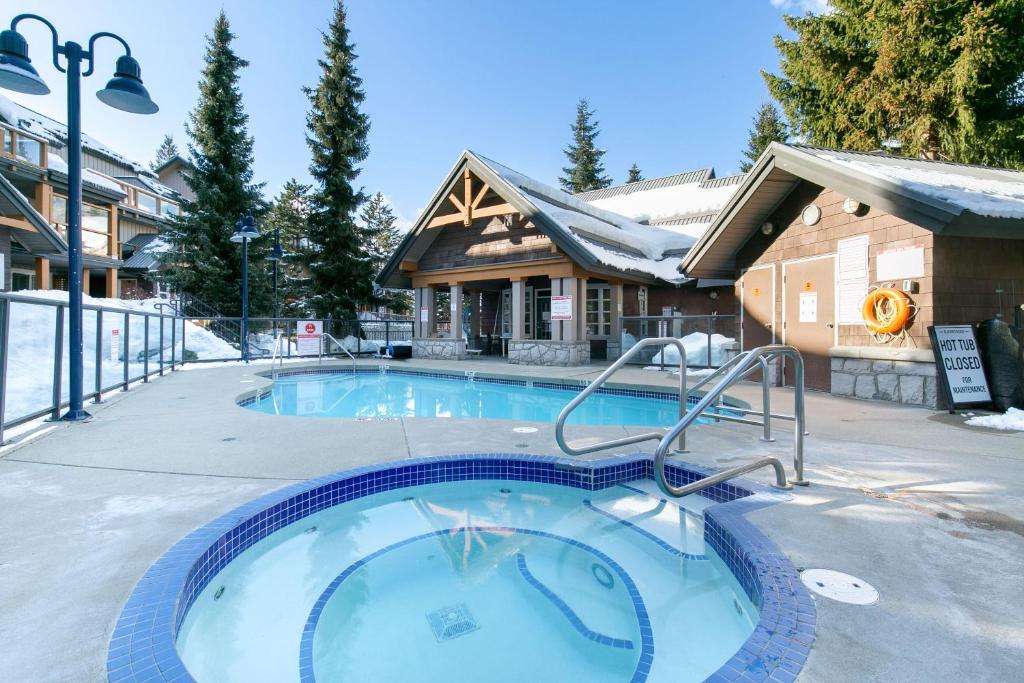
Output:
5,1,814,229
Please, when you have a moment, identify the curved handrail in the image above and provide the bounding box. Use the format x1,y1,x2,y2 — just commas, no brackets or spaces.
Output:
319,332,356,374
653,344,806,497
555,337,688,456
269,333,284,380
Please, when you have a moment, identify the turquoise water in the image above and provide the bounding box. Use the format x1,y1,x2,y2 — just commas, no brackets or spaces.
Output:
247,373,697,427
177,479,756,682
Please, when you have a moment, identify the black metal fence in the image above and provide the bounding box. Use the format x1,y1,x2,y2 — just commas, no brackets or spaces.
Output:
0,291,413,443
619,314,738,369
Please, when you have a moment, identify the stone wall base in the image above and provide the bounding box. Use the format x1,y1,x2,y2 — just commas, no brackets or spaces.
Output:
830,356,939,408
508,340,590,366
411,338,466,360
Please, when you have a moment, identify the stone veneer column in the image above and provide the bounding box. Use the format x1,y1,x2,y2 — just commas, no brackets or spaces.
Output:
511,279,525,341
449,283,463,340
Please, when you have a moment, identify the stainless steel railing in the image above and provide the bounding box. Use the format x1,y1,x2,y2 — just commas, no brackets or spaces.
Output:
269,334,285,380
319,332,357,373
555,337,689,456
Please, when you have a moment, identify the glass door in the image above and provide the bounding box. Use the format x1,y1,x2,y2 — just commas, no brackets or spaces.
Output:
534,288,551,340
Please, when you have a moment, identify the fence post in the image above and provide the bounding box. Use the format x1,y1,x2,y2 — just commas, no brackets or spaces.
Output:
287,319,292,358
122,313,129,391
94,309,103,403
180,318,186,365
706,316,713,368
385,321,390,347
159,316,165,376
51,306,65,420
170,314,177,371
0,298,10,445
143,314,150,382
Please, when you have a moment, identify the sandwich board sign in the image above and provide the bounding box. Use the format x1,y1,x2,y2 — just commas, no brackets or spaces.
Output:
297,320,323,356
928,325,991,411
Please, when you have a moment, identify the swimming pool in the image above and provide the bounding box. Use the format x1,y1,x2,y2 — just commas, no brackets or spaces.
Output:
243,369,709,427
109,454,814,683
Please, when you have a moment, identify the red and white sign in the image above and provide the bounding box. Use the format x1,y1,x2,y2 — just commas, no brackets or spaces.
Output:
110,329,120,362
297,319,323,356
551,295,573,321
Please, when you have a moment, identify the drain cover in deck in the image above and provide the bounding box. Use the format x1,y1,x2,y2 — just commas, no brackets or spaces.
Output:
801,569,878,605
426,603,480,642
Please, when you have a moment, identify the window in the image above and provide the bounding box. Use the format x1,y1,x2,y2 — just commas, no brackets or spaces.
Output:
586,285,612,336
160,201,179,218
136,191,158,214
16,136,43,165
51,195,112,257
523,287,533,338
11,270,35,291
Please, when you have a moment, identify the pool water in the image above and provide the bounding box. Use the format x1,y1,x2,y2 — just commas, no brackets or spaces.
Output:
177,478,756,682
246,373,702,427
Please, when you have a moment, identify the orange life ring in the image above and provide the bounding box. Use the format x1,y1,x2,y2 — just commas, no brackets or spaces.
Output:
862,288,912,334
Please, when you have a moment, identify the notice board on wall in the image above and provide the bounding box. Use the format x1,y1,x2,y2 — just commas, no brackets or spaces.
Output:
928,325,991,411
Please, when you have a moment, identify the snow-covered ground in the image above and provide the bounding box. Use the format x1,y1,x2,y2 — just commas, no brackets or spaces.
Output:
622,331,736,368
965,408,1024,431
3,290,237,422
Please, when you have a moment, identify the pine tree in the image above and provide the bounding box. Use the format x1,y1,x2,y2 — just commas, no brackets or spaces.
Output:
560,99,612,193
150,134,179,171
765,1,1024,167
267,179,314,317
360,192,411,314
626,163,643,183
739,103,788,172
303,0,373,319
159,12,268,318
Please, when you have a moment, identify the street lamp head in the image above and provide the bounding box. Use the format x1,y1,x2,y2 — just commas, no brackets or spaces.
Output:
0,29,50,95
268,227,284,261
96,55,158,114
230,211,260,243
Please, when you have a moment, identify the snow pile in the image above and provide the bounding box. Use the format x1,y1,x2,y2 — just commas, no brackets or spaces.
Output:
649,332,736,367
965,408,1024,431
2,291,237,421
586,181,739,224
812,150,1024,219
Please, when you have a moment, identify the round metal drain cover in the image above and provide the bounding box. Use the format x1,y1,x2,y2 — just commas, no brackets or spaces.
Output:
801,569,878,605
513,427,538,434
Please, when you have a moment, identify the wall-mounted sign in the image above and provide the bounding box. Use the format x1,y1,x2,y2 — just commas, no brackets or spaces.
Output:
551,295,573,321
799,292,818,323
420,307,429,323
110,329,120,362
928,325,991,411
877,246,924,281
297,319,323,356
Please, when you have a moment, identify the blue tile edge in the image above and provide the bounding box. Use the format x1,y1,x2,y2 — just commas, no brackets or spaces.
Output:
106,453,814,683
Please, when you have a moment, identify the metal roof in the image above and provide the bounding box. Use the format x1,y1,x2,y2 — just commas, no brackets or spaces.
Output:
121,234,163,271
574,168,715,201
0,173,67,255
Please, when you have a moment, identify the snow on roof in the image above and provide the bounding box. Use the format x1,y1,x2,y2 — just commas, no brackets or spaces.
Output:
82,169,127,196
798,146,1024,219
120,174,180,201
583,173,744,224
474,152,693,282
0,93,148,174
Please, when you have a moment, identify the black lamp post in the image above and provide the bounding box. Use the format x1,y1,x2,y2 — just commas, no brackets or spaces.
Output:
0,14,157,420
230,211,259,362
267,227,283,337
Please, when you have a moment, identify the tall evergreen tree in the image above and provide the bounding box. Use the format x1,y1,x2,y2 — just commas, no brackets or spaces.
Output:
150,134,179,170
740,103,788,172
160,12,268,318
267,179,314,317
626,163,643,183
360,192,411,314
765,1,1024,167
303,0,372,319
560,99,612,193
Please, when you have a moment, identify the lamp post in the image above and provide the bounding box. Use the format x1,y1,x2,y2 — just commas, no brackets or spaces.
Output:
0,14,157,421
230,211,259,362
267,227,283,338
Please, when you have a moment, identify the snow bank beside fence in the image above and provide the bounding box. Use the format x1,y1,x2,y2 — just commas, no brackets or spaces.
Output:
645,331,736,368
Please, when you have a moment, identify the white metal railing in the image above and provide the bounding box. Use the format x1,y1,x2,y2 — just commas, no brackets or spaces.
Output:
269,333,284,380
318,333,356,373
555,342,809,498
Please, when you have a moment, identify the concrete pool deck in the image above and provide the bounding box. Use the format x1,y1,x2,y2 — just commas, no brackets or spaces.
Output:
1,357,1022,682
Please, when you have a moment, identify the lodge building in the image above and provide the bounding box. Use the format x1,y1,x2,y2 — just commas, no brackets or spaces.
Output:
0,94,187,299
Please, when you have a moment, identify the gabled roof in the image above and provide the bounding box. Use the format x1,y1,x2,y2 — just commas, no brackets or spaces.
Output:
121,233,169,271
0,173,66,254
681,142,1024,278
152,154,191,176
377,150,696,287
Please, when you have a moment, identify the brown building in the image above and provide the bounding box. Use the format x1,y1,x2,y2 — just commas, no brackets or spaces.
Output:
682,143,1024,408
377,150,739,365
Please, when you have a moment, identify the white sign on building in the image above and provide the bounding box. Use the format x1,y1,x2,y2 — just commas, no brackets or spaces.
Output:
877,246,925,281
550,295,573,321
297,320,323,356
799,292,818,323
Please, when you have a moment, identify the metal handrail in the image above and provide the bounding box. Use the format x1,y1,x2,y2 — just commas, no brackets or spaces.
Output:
319,332,356,373
652,345,807,497
269,333,284,380
555,337,688,456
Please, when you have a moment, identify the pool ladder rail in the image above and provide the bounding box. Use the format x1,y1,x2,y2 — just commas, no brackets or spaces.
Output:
269,333,284,380
554,340,808,498
318,332,357,375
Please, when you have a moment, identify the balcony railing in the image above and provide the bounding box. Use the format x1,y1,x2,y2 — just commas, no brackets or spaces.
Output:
0,121,49,168
97,172,179,219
